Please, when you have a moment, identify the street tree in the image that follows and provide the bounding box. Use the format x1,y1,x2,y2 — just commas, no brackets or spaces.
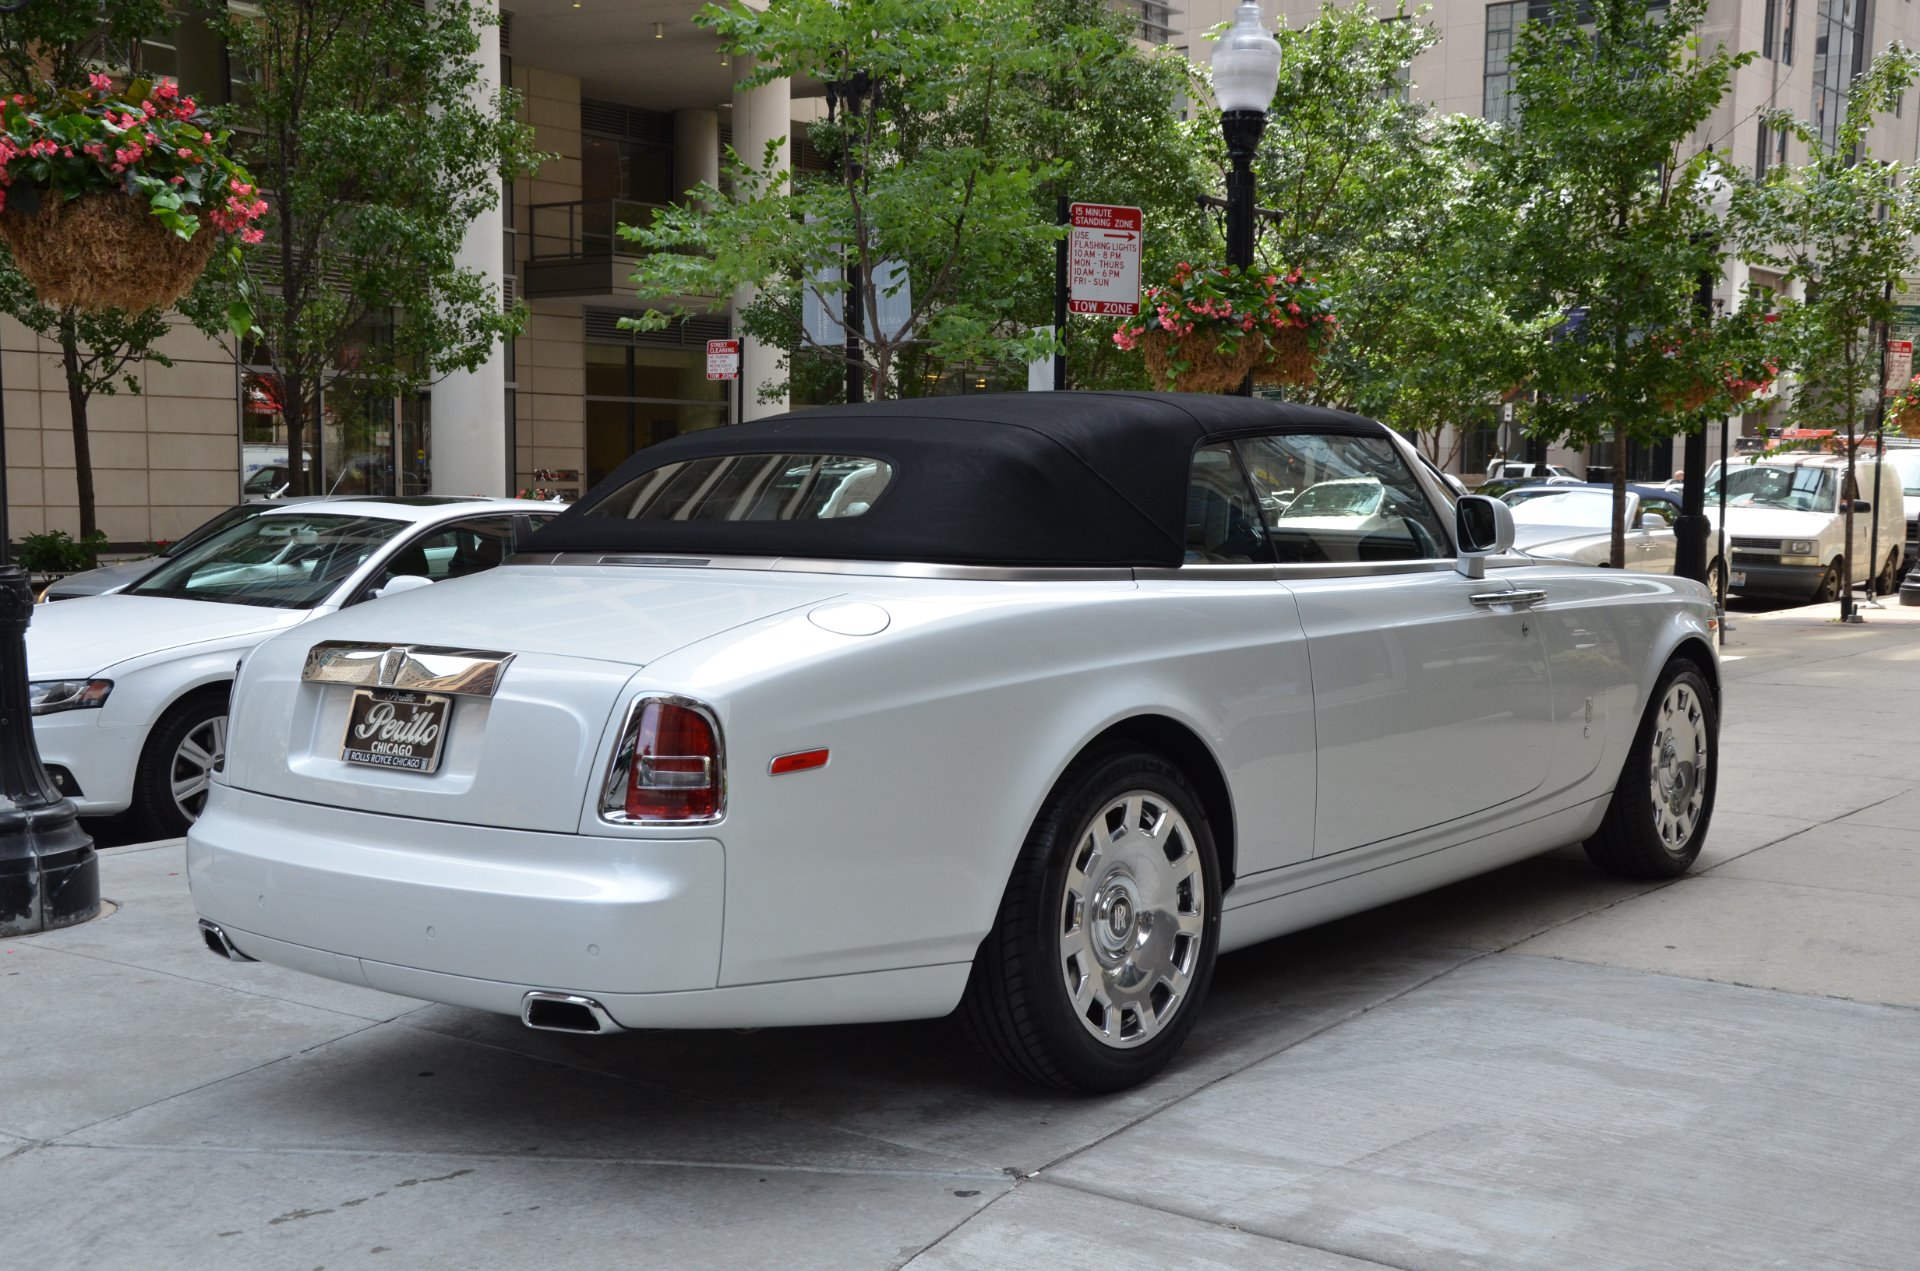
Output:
1488,0,1750,565
1224,4,1535,461
1737,46,1920,606
0,0,191,542
182,0,542,495
630,0,1200,400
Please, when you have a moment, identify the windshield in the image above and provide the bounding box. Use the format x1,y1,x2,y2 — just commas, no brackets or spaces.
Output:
1280,480,1383,518
127,513,409,609
1505,490,1613,528
1884,450,1920,496
1704,463,1838,513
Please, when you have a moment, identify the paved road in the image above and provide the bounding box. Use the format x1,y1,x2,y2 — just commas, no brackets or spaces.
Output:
6,600,1918,1269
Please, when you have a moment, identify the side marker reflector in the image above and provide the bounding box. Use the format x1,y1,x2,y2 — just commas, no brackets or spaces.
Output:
770,748,829,776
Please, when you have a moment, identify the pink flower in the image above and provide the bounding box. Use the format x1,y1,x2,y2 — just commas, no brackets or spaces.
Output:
241,227,265,244
1287,302,1301,315
88,72,113,94
170,174,185,184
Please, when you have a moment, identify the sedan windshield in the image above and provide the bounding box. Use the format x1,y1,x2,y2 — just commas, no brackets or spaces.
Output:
1704,463,1837,513
1280,480,1383,518
127,513,409,609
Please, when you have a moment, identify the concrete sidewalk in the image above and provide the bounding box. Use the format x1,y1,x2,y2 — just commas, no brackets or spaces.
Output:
5,611,1918,1270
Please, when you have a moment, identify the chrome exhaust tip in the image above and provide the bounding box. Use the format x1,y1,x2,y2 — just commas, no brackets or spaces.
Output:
520,991,624,1035
198,919,256,962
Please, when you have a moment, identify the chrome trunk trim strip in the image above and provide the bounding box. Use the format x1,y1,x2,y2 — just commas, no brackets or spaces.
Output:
301,643,517,698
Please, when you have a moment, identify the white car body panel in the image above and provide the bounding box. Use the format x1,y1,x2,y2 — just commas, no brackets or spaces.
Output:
190,549,1716,1028
26,497,553,817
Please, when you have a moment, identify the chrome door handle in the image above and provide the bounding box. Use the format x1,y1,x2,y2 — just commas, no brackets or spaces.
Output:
1471,589,1547,609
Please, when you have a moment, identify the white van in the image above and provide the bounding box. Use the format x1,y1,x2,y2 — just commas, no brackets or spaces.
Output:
1881,446,1920,568
1710,452,1907,600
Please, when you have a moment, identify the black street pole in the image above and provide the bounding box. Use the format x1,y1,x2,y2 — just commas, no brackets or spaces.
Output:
1221,109,1266,399
1053,196,1067,392
1674,261,1714,587
1718,405,1729,644
0,0,103,936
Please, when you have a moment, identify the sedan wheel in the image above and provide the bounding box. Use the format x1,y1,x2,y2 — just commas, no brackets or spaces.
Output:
1584,660,1717,879
132,689,230,841
1058,792,1207,1049
962,748,1221,1092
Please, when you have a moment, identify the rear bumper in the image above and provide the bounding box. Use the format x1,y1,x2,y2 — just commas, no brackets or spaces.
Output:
188,784,725,996
186,784,973,1029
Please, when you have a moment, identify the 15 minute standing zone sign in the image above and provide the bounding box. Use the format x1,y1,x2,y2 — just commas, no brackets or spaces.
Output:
1067,203,1143,317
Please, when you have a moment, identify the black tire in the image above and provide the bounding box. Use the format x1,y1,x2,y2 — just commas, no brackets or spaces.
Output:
131,687,230,840
1584,661,1717,879
1813,560,1843,602
961,747,1222,1093
1874,549,1900,594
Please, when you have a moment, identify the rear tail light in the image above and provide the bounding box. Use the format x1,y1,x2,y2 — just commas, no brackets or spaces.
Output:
602,696,724,824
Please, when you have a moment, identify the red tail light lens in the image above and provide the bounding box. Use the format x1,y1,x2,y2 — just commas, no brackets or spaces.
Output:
622,699,722,822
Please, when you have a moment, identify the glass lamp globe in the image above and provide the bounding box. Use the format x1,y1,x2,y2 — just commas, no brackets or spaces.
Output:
1212,1,1281,113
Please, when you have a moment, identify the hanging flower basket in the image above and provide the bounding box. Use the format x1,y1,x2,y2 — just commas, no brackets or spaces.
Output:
1259,323,1319,387
0,74,264,317
1140,327,1264,393
1114,263,1336,394
1887,376,1920,438
0,191,216,310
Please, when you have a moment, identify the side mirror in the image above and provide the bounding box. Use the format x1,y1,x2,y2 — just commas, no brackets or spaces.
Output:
1852,500,1872,513
1455,495,1515,579
372,574,434,601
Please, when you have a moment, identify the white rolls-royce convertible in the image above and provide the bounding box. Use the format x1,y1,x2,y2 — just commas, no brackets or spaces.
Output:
189,394,1719,1092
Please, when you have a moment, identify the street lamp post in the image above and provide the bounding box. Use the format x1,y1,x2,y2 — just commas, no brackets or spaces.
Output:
1212,2,1281,399
0,0,102,936
1675,173,1732,590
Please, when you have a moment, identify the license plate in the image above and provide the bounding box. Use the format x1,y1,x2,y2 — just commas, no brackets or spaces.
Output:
340,688,452,774
1730,570,1746,588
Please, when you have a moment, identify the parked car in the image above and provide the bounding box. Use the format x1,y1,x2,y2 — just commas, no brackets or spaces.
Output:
1709,453,1907,600
1501,484,1730,594
26,496,559,839
1485,459,1583,483
187,394,1720,1092
38,497,337,602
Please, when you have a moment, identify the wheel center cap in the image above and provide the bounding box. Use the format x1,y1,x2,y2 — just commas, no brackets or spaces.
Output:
1108,897,1132,937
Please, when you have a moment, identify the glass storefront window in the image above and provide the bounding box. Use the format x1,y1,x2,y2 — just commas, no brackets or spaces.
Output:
585,338,732,487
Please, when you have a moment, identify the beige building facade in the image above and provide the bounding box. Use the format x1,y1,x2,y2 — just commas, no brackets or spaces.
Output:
4,0,805,547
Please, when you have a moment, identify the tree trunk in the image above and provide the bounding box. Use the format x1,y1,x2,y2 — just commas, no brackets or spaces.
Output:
58,314,97,543
1610,419,1629,569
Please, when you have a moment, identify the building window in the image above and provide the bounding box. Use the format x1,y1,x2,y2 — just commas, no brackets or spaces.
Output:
1484,2,1524,125
1133,2,1176,45
1764,0,1779,56
1783,0,1798,63
1757,120,1772,178
1812,0,1868,151
583,340,730,489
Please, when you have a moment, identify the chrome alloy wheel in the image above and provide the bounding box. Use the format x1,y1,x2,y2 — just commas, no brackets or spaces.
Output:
1648,681,1708,854
1058,791,1206,1049
170,713,227,824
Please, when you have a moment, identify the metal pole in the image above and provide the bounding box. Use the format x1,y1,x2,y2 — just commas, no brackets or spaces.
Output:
1866,285,1892,604
1674,261,1714,586
1053,197,1067,392
1220,109,1266,399
1718,411,1729,645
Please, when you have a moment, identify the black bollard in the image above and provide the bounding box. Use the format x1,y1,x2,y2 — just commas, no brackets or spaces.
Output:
0,565,100,936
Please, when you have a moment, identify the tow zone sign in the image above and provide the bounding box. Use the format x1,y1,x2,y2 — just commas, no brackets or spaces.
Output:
1068,203,1142,317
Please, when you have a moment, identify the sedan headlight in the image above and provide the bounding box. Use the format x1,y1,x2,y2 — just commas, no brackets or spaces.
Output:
1786,539,1816,556
28,679,113,716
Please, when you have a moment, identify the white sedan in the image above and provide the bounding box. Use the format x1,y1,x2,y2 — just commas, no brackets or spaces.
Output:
190,395,1719,1091
27,496,558,839
1506,485,1731,595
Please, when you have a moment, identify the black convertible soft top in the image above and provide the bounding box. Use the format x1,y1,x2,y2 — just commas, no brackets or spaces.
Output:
527,392,1390,569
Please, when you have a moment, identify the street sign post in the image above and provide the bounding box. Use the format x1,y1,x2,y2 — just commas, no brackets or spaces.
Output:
1067,202,1142,317
706,339,741,381
1887,340,1913,395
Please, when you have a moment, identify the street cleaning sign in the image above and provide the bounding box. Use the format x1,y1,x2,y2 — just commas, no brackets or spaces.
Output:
1067,202,1142,316
706,339,741,381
